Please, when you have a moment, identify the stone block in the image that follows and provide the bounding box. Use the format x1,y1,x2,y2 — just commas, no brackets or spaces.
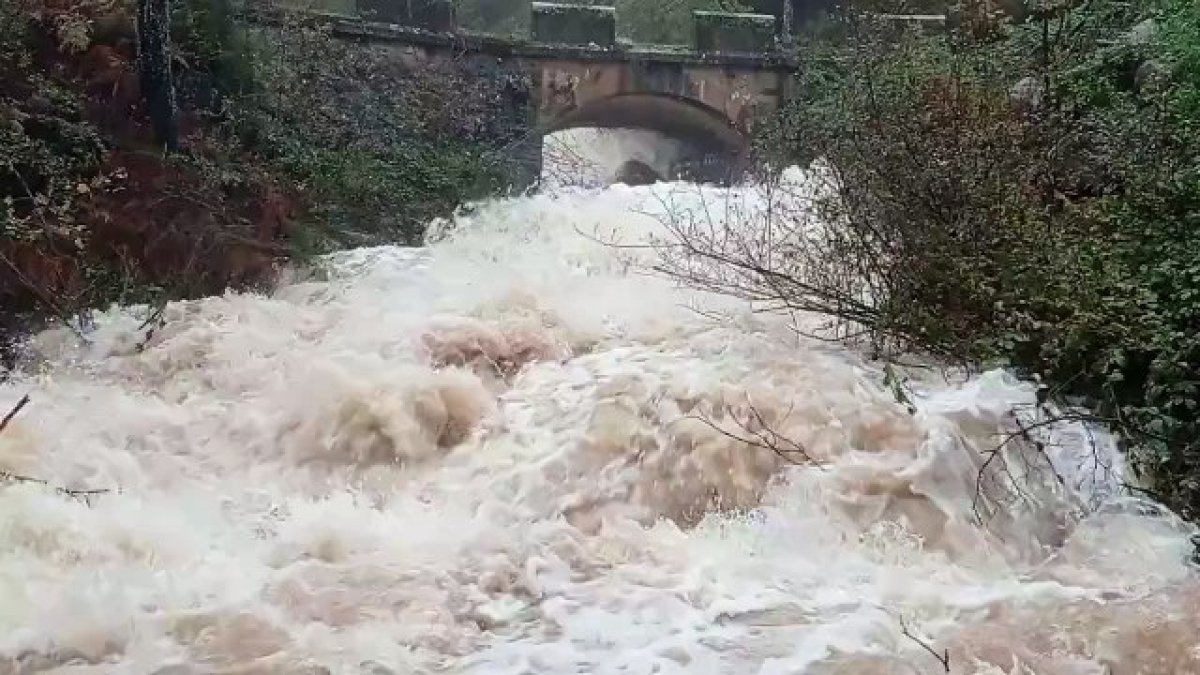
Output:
693,11,776,53
410,0,455,31
531,3,616,47
358,0,404,23
357,0,455,31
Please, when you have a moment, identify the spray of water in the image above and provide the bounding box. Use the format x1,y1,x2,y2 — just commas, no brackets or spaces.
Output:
541,128,684,189
0,165,1197,674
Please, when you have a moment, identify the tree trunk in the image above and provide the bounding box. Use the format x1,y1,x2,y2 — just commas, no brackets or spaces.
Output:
136,0,179,152
781,0,794,48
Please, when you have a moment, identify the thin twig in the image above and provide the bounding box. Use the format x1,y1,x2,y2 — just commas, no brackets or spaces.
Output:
898,615,951,673
0,393,31,434
135,300,169,353
0,252,90,343
971,405,1116,525
0,470,112,502
1,161,92,342
0,395,112,503
676,396,823,469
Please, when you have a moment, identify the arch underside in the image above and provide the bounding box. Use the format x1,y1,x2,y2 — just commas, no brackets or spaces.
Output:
542,94,749,156
540,94,751,183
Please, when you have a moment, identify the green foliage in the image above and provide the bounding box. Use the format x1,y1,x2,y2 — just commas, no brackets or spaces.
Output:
1,89,111,247
2,0,517,333
746,0,1200,516
0,1,112,257
0,0,137,327
276,140,506,246
0,1,32,73
174,0,257,99
219,13,520,246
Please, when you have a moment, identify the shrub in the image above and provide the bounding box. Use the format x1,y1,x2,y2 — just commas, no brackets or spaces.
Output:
1,1,123,319
0,0,528,363
661,0,1200,517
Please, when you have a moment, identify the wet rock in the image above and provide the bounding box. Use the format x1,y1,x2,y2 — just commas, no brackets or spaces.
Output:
612,159,661,186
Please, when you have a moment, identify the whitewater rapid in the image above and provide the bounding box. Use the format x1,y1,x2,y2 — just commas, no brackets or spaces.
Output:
1,170,1198,674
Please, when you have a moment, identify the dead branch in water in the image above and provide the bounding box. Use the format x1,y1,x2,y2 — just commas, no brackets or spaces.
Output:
135,298,170,354
0,394,112,504
680,396,823,469
898,615,951,673
0,393,31,434
0,470,112,503
970,403,1123,527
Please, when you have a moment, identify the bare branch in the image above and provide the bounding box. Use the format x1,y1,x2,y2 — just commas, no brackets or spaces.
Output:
0,393,31,435
0,395,112,504
971,403,1122,526
676,394,824,470
898,615,950,673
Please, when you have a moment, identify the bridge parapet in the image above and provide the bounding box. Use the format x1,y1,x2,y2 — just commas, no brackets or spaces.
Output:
351,1,789,55
693,11,777,53
320,17,796,69
252,1,799,186
531,3,616,47
357,0,455,31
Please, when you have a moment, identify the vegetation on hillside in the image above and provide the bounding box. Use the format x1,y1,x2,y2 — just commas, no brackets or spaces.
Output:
1,0,771,360
661,0,1200,518
1,0,271,335
1,0,519,359
220,5,525,247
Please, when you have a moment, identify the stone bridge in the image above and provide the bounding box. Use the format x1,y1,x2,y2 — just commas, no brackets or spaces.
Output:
314,1,800,184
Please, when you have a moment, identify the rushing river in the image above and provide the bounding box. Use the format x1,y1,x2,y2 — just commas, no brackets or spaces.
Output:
0,157,1198,674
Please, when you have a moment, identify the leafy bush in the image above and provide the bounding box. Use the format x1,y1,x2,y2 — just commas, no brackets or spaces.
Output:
0,0,531,364
1,1,125,318
665,0,1200,517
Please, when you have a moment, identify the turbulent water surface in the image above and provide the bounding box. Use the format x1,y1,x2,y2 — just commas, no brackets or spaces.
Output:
542,129,683,188
1,161,1198,674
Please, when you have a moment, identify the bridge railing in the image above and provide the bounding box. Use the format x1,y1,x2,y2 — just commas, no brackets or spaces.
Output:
693,11,777,53
348,0,786,54
531,3,616,47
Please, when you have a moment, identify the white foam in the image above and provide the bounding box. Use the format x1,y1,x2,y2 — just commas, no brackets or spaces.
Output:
0,171,1193,673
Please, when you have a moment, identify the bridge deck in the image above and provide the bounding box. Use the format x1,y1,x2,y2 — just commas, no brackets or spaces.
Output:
263,10,798,71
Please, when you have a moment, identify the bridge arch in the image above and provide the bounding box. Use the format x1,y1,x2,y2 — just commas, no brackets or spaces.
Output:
541,93,748,154
537,93,751,184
